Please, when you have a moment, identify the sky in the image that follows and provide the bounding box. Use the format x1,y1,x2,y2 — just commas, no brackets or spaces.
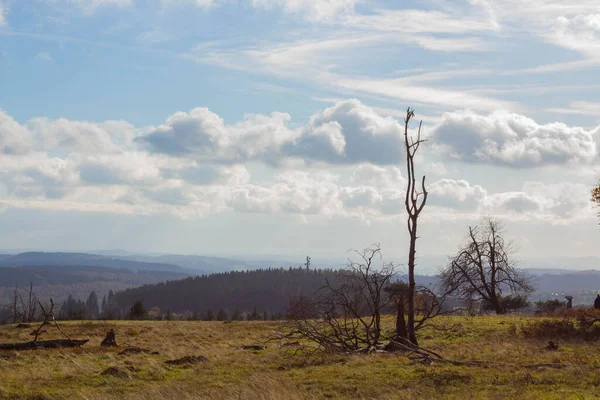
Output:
0,0,599,264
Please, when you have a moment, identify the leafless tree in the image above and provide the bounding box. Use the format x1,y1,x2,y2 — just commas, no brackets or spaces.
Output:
385,281,453,344
12,282,38,323
592,182,600,221
278,245,397,354
439,218,534,315
403,108,428,345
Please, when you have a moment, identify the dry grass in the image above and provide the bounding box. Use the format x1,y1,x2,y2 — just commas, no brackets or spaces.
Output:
1,316,600,399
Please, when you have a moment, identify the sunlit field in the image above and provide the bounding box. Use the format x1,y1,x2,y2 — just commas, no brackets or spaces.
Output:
1,315,600,399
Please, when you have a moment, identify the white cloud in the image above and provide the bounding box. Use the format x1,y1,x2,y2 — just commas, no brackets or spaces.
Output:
424,162,448,177
428,179,487,211
547,101,600,117
27,117,129,154
159,0,219,8
343,8,498,34
137,99,405,165
552,14,600,59
252,0,358,21
57,0,134,13
431,110,598,167
482,0,600,68
160,0,357,18
334,78,517,113
0,110,33,155
426,179,595,223
0,1,6,27
0,104,595,224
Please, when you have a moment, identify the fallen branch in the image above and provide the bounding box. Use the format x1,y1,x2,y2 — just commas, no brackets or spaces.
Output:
386,339,443,360
32,299,72,342
0,339,88,351
0,298,88,351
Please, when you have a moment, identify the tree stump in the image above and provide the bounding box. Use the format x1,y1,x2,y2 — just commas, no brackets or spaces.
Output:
101,329,117,347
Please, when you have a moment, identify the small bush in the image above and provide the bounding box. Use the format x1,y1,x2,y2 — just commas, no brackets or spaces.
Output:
521,311,600,340
534,299,565,314
521,319,578,339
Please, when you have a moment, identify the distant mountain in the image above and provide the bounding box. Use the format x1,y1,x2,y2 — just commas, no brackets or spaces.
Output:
0,265,191,306
0,252,186,273
119,254,261,274
521,256,600,272
117,253,346,274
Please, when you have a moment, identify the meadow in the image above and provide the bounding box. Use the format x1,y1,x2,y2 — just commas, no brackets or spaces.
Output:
1,315,599,400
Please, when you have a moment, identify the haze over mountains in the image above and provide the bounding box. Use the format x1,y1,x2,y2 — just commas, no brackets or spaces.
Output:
1,251,600,309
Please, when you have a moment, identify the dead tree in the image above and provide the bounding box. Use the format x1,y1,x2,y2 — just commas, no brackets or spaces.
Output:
439,218,534,314
592,183,600,221
0,298,88,351
277,245,397,354
384,282,409,340
12,286,18,324
31,299,72,342
385,281,452,344
12,282,38,323
403,108,428,346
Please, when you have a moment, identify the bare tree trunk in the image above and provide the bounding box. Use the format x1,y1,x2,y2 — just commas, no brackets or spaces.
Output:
403,108,428,346
12,286,18,324
395,297,408,339
407,216,418,345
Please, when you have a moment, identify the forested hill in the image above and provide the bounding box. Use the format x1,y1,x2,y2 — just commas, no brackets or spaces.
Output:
113,267,341,316
0,252,184,272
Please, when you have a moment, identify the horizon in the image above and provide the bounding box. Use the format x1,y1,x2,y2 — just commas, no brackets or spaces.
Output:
2,248,600,276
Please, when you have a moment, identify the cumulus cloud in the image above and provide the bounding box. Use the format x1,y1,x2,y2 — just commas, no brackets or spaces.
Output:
0,110,33,155
135,107,295,162
428,179,487,210
0,153,80,199
426,178,594,222
0,104,594,223
27,117,131,154
137,99,404,165
430,110,598,167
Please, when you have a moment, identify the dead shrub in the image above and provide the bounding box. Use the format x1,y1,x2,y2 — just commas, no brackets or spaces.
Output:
520,319,578,339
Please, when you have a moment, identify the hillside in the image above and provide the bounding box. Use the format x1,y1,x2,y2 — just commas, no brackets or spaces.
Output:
113,267,341,315
0,265,191,307
0,252,185,273
111,266,600,316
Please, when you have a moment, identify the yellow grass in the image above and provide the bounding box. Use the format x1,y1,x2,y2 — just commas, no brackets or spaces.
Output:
1,316,599,399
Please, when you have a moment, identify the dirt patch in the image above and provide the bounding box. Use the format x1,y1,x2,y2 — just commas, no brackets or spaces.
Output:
242,345,265,351
164,355,209,365
101,366,131,378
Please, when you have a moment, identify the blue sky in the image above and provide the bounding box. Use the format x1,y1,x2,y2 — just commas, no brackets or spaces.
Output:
0,0,599,263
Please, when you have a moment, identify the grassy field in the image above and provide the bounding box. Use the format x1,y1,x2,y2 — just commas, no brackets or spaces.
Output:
1,315,600,399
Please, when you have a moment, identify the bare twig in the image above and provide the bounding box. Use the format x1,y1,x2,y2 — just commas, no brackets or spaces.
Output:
32,299,72,343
